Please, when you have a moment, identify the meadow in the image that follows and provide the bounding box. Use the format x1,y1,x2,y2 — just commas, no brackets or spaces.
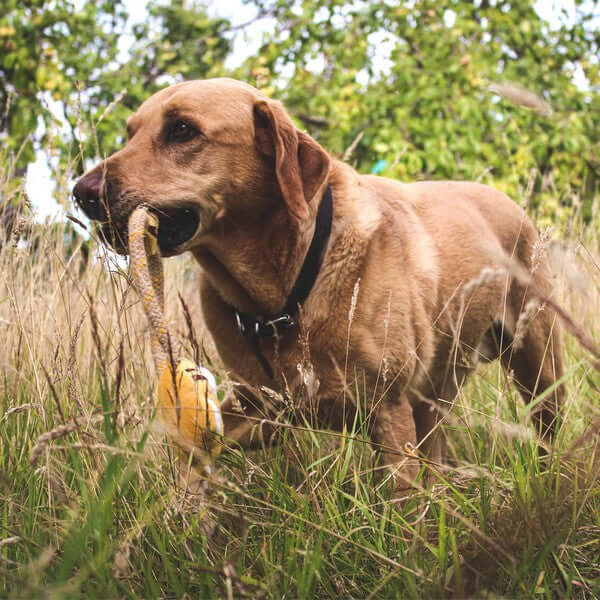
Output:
1,147,599,600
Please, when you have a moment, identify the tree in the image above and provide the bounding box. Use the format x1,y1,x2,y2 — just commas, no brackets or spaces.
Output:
1,0,598,223
0,0,231,175
1,0,128,168
235,0,599,221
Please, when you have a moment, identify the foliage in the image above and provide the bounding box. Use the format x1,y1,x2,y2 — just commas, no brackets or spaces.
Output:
85,0,231,168
235,0,600,221
1,0,127,168
0,0,231,174
1,0,598,218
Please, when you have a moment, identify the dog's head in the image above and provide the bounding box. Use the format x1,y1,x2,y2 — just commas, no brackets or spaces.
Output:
73,78,330,255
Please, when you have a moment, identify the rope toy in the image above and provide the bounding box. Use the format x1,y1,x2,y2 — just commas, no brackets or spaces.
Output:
128,206,223,466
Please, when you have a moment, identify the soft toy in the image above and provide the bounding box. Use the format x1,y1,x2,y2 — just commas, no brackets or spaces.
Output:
128,206,223,467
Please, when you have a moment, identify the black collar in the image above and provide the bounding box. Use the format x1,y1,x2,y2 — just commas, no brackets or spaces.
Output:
234,184,333,378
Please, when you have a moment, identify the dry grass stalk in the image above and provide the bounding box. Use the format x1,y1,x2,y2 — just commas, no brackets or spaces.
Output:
348,277,361,324
0,536,20,548
461,266,507,300
343,277,361,406
489,82,553,117
30,414,103,466
512,298,543,351
373,290,393,405
489,244,600,370
342,130,364,162
530,227,552,273
178,292,201,364
97,88,127,125
67,311,86,416
0,403,35,424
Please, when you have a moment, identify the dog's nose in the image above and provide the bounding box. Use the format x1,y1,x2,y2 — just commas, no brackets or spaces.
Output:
73,169,108,220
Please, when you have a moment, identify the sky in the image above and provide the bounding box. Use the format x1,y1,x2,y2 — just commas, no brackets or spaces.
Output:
25,0,585,222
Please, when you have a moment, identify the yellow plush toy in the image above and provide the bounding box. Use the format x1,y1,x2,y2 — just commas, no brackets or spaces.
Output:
128,207,223,464
157,359,223,455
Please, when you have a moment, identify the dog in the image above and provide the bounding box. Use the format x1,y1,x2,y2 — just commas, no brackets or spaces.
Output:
74,78,564,495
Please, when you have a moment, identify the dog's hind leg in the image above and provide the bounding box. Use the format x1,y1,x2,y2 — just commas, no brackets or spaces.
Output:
372,398,420,499
501,289,565,441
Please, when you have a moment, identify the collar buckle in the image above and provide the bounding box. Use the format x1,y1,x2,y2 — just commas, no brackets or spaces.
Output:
234,310,247,336
232,184,333,378
261,314,294,336
235,311,295,339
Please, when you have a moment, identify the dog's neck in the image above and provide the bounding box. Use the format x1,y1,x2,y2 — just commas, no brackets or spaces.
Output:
192,192,326,317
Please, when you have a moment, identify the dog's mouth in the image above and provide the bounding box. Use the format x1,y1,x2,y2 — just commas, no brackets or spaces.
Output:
98,206,200,256
153,206,200,256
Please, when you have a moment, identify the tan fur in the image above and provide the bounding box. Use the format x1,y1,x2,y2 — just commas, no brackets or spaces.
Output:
74,78,565,497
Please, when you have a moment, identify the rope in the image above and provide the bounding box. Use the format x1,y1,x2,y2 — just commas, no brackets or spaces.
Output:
128,206,223,460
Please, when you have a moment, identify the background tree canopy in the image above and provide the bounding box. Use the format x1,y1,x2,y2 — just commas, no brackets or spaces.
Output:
1,0,599,224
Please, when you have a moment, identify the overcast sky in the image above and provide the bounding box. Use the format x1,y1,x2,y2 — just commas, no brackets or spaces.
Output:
26,0,584,221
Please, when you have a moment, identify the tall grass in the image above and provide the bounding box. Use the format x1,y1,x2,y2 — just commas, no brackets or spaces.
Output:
1,159,600,598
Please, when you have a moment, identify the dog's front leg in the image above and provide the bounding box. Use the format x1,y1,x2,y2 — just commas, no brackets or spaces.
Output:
218,386,279,450
372,399,420,501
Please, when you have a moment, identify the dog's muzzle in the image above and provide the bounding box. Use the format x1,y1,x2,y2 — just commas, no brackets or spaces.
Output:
73,170,200,256
73,169,108,221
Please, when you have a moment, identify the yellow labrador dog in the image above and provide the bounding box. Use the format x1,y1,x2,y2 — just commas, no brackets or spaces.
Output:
74,78,564,494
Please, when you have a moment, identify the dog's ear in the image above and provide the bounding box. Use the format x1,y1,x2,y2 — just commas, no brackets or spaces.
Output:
254,100,330,220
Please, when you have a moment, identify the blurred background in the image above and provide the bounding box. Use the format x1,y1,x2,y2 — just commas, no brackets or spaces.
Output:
1,0,598,230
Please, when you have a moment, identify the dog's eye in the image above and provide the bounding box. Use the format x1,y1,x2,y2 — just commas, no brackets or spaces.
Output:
166,120,199,143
